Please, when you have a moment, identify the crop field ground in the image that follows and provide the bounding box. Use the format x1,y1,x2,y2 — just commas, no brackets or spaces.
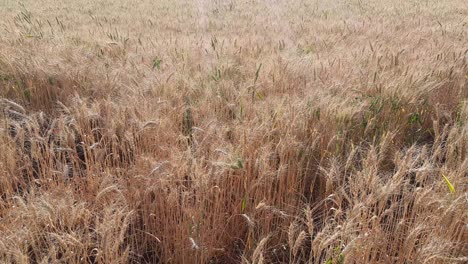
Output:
0,0,467,263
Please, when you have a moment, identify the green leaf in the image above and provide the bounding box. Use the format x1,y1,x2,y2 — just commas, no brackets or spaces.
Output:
211,68,221,81
230,158,244,169
236,158,244,169
315,108,321,120
256,91,265,100
338,254,344,264
241,197,247,213
152,57,162,70
408,112,421,125
254,63,262,84
442,174,455,194
23,88,31,101
333,246,341,254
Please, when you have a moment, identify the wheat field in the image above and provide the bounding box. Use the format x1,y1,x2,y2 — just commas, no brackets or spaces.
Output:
0,0,467,263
